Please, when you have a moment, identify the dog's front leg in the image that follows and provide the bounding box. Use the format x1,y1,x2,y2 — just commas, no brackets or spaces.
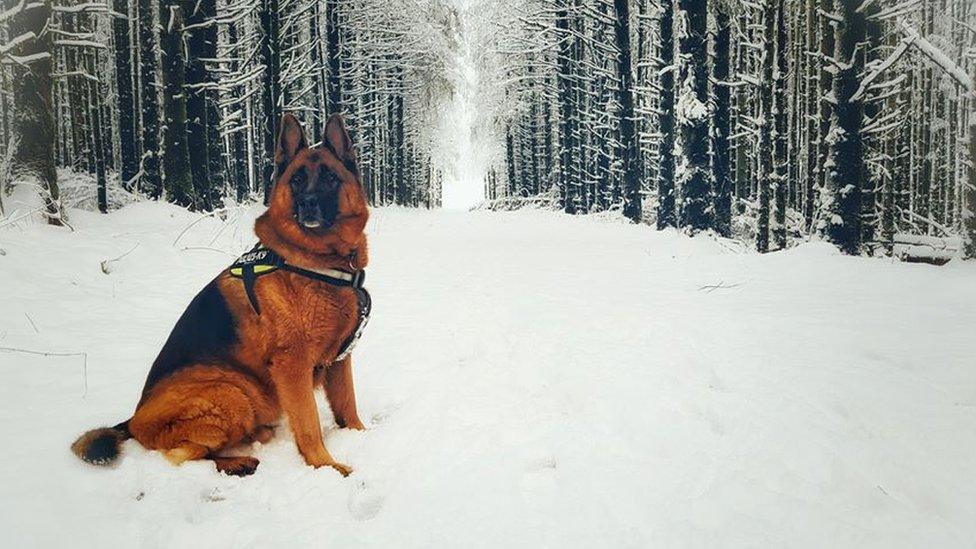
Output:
271,349,352,476
325,356,366,430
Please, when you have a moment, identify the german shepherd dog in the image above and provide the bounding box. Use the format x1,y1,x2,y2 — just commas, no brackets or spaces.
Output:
71,114,369,477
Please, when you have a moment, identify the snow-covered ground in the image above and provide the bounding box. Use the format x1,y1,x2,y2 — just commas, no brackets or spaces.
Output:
1,203,974,548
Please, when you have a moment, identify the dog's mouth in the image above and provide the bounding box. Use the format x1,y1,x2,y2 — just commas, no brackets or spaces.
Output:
294,194,337,231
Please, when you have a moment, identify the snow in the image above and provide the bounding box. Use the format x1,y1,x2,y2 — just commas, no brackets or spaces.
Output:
439,11,490,211
900,22,975,94
2,203,976,547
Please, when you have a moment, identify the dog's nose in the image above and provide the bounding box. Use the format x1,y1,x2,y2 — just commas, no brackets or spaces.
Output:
299,194,318,212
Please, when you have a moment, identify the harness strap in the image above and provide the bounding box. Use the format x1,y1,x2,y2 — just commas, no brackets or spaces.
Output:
227,243,371,360
228,244,365,312
277,263,366,289
241,263,261,314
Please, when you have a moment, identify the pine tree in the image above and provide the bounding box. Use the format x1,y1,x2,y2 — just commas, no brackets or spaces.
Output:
138,0,162,198
160,0,195,207
771,0,788,250
824,0,867,254
113,0,138,188
185,0,215,210
656,0,676,229
757,0,774,253
8,0,64,225
675,0,711,232
555,1,577,214
259,0,281,203
712,2,732,237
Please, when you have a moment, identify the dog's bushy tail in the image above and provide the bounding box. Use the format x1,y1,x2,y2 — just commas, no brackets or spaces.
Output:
71,421,132,466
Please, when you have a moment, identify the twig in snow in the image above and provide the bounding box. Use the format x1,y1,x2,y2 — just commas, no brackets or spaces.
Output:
0,206,44,230
100,243,140,274
0,346,88,397
171,205,247,248
24,313,39,334
179,246,237,256
697,281,744,293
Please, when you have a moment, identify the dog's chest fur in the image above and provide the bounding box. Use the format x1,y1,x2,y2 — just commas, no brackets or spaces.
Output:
219,271,359,368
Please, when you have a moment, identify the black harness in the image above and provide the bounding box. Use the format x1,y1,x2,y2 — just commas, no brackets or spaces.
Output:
228,244,371,361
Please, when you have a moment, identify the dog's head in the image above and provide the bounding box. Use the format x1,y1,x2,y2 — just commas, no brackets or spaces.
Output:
275,113,362,231
258,113,368,266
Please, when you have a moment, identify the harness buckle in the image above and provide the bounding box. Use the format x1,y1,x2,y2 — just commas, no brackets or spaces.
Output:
350,269,365,288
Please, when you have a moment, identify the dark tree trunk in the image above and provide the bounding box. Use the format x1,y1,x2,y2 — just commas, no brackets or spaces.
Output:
202,5,223,203
138,0,162,198
226,21,249,202
113,0,138,187
676,0,711,232
757,0,775,253
656,0,676,229
555,2,577,214
160,2,195,207
9,0,64,225
803,0,819,230
825,0,867,254
712,5,732,237
506,128,517,196
259,0,281,203
613,0,642,222
815,0,834,227
184,0,215,210
325,0,341,115
966,112,976,258
860,7,882,250
772,0,788,250
91,100,108,213
393,71,406,203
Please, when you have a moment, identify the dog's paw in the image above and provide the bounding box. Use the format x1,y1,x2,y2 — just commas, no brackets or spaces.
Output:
329,461,353,477
213,456,260,477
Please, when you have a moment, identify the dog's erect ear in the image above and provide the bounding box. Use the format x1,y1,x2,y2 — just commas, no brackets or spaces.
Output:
324,113,355,163
275,113,308,176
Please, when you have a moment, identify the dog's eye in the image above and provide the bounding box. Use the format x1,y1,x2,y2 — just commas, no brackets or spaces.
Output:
290,172,306,187
320,171,340,190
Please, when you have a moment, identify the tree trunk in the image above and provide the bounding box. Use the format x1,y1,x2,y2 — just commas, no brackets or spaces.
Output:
160,2,195,207
260,0,281,203
772,0,788,250
555,2,577,214
184,0,214,210
139,0,162,198
965,105,976,258
325,0,341,115
824,0,866,254
91,100,108,213
712,5,732,237
675,0,711,232
9,0,64,225
757,0,774,253
656,0,676,229
113,0,138,187
613,0,642,222
815,0,834,229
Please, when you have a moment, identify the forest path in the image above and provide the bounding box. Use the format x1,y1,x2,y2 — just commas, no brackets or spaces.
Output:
0,204,974,547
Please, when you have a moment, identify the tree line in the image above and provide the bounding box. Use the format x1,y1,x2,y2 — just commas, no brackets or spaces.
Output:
0,0,455,224
488,0,976,258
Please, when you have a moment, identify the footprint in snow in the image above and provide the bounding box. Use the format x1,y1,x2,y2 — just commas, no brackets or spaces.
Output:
369,403,402,426
348,479,384,521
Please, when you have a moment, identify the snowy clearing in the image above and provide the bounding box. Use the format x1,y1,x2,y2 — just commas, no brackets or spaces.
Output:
1,204,975,548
